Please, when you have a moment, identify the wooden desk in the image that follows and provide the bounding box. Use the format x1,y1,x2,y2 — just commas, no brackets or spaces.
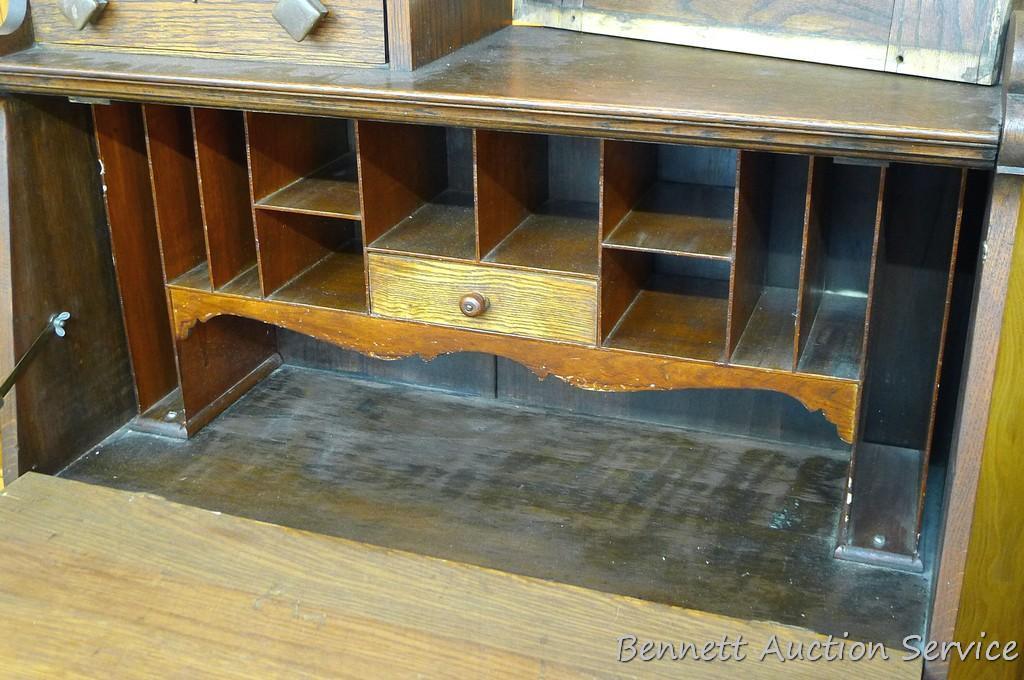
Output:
0,473,918,679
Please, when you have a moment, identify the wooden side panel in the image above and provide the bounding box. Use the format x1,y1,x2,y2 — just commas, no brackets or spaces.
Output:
142,104,205,282
795,156,828,367
255,211,347,295
599,139,655,239
0,97,136,476
948,178,1024,680
357,121,447,244
176,315,278,430
387,0,511,70
245,112,351,201
514,0,1011,84
727,150,771,357
475,130,547,258
192,108,256,289
30,0,386,66
93,101,178,414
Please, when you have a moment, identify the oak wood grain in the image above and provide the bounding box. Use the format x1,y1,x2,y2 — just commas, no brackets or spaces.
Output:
369,253,598,345
0,472,920,678
31,0,386,65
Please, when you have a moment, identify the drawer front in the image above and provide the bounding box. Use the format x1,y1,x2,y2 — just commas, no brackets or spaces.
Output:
33,0,385,66
368,254,598,345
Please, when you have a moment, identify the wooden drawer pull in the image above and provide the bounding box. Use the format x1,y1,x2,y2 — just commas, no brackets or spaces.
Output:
273,0,329,42
459,293,489,318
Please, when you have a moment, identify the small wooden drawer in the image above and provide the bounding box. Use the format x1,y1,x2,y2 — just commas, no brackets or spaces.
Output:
31,0,386,66
368,254,598,345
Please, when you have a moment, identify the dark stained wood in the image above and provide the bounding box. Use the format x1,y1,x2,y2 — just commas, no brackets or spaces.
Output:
246,112,352,202
0,29,1001,167
367,191,476,261
600,139,656,240
254,211,358,297
483,201,599,277
1,96,136,476
92,101,178,414
731,287,799,371
728,150,772,358
797,294,869,380
192,108,256,289
386,0,510,70
605,274,730,364
175,315,278,433
357,121,448,245
58,368,927,654
604,182,734,259
599,248,648,342
142,104,206,282
169,284,863,443
255,155,361,221
271,251,367,313
795,156,828,369
475,129,547,258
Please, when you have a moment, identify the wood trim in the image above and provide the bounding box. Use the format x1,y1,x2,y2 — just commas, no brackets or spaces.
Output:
0,28,1000,168
0,97,13,487
168,284,862,443
386,0,510,71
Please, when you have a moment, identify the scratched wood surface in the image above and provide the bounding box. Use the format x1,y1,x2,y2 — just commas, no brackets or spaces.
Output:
0,472,921,678
59,366,931,659
31,0,387,66
513,0,1013,84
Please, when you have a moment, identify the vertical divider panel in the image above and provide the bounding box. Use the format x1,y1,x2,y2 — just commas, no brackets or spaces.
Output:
92,103,179,413
357,120,447,246
726,150,772,361
142,105,206,284
794,156,828,368
192,108,256,290
475,130,548,259
598,140,655,341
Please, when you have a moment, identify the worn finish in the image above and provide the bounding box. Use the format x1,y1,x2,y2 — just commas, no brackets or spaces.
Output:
31,0,387,65
60,367,928,656
4,96,136,475
0,29,1001,167
0,472,919,678
368,253,599,345
169,283,862,442
514,0,1012,84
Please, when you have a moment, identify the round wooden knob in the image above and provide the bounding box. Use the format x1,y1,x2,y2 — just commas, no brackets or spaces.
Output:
459,293,488,318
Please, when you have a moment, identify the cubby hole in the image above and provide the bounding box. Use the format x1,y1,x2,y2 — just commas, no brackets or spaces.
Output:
247,112,360,221
729,152,809,370
254,211,366,311
602,140,737,260
362,122,476,261
478,133,600,277
601,251,729,362
795,158,883,380
142,104,208,291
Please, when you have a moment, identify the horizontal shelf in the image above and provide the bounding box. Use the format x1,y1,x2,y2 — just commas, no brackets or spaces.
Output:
731,287,798,371
605,274,729,363
269,251,367,313
483,200,599,277
167,262,262,299
368,190,476,261
797,292,868,380
255,155,361,221
604,181,734,259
